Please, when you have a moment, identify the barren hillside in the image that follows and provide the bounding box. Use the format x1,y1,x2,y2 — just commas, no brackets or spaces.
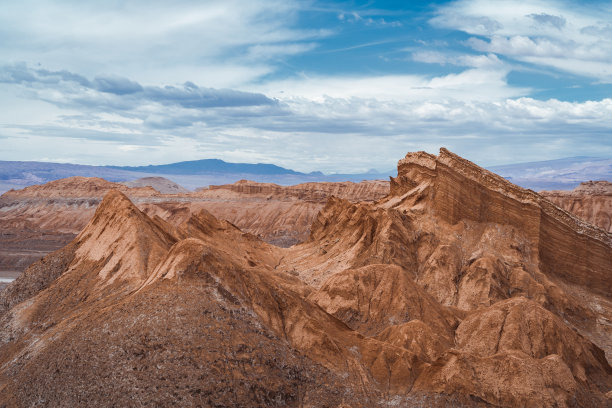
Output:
541,181,612,233
0,149,610,406
0,178,388,279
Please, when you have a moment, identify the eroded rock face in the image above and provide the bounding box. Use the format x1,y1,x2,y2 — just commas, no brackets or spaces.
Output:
541,180,612,233
121,176,190,194
1,149,611,407
0,178,389,278
416,297,612,407
308,264,458,338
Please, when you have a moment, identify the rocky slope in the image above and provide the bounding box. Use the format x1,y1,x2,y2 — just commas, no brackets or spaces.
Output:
0,178,388,278
121,176,191,194
0,148,610,407
541,180,612,233
198,179,389,202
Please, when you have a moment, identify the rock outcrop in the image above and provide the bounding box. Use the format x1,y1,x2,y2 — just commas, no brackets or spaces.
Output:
541,180,612,233
200,179,389,203
0,149,611,407
390,149,611,297
0,178,389,279
121,176,190,194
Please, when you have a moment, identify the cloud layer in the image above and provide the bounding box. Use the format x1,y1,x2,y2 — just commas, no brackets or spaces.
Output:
0,0,610,173
432,0,612,82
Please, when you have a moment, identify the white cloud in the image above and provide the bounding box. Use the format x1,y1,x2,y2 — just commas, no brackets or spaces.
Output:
338,11,402,27
2,66,611,172
0,0,322,88
432,0,612,81
412,51,504,69
246,43,319,61
0,0,610,173
250,64,526,103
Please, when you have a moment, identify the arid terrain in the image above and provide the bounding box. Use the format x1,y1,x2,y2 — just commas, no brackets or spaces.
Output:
0,177,387,286
541,181,612,233
2,171,610,284
0,149,611,406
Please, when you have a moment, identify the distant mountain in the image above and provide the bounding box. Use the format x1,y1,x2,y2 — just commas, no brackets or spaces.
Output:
0,160,388,194
488,156,612,191
109,159,303,176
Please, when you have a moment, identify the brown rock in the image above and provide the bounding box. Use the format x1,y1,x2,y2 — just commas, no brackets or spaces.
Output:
1,149,611,407
541,180,612,233
309,264,458,339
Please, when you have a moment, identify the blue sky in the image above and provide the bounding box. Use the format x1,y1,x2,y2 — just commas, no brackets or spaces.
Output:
0,0,611,173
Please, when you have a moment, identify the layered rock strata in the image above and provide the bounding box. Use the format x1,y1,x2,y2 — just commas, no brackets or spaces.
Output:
541,180,612,233
0,149,611,407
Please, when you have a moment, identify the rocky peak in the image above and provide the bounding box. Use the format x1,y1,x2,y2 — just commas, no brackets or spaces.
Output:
74,189,176,287
574,180,612,195
387,148,612,297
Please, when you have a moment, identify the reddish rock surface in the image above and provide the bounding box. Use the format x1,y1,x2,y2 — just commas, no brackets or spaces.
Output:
0,149,611,407
541,180,612,233
0,178,389,279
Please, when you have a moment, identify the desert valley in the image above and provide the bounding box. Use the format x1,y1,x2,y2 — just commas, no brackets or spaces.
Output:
4,1,612,406
0,148,610,406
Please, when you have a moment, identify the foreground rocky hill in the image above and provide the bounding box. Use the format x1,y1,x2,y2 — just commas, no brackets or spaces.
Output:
0,148,610,407
541,181,612,233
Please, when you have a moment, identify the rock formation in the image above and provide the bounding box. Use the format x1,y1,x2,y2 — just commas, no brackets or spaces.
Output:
0,149,611,407
0,178,388,279
199,179,389,202
121,176,191,194
541,180,612,233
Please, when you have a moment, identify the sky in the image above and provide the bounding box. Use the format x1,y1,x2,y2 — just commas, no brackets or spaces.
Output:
0,0,611,173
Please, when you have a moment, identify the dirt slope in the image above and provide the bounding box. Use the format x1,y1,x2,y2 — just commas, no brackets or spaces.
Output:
0,148,610,407
0,178,388,278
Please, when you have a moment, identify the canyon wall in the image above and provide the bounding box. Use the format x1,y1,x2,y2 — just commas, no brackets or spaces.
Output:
541,181,612,233
392,148,611,297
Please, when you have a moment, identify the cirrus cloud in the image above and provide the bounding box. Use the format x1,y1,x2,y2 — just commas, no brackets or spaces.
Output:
0,0,610,174
432,0,612,82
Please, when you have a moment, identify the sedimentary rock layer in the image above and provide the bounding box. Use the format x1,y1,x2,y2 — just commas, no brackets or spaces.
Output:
0,149,610,407
541,181,612,233
0,178,389,277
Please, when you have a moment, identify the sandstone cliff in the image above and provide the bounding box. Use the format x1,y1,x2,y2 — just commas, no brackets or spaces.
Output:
0,149,611,407
541,180,612,233
199,179,389,203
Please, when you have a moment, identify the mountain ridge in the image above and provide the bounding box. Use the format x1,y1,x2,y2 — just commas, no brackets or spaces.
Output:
107,158,304,175
0,148,611,406
2,153,610,194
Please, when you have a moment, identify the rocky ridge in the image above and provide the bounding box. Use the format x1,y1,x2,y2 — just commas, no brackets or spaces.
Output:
0,148,610,407
0,178,389,280
121,176,191,194
541,180,612,233
199,179,389,202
